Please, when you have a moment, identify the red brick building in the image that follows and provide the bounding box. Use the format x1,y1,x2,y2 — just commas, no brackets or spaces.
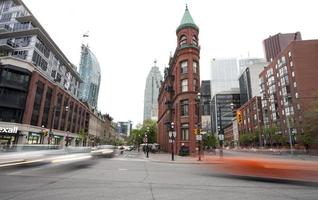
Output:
237,96,263,145
157,6,200,155
0,57,90,146
263,32,301,62
259,40,318,146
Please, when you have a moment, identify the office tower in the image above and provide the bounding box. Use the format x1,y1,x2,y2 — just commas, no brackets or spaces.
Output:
79,44,101,109
143,60,162,121
211,58,239,96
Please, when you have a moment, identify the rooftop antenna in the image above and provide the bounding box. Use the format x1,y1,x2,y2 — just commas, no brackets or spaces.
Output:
82,31,89,47
293,32,298,40
154,59,157,67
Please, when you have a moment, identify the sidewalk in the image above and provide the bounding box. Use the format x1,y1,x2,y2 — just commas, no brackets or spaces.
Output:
229,148,318,161
144,152,224,164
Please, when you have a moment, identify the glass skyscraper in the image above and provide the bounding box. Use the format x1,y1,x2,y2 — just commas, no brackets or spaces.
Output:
143,61,162,121
79,44,101,109
210,58,239,96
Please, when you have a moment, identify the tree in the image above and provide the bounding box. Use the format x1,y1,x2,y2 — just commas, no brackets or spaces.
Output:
299,132,313,154
127,129,143,146
78,128,87,146
140,119,157,144
272,134,288,148
302,97,318,150
264,125,277,147
127,119,158,146
203,133,218,149
239,133,252,147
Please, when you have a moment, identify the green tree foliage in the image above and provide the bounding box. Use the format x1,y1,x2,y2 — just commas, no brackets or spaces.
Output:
203,133,218,148
302,97,318,147
78,128,87,146
264,125,277,147
127,119,158,145
272,134,288,147
239,133,253,147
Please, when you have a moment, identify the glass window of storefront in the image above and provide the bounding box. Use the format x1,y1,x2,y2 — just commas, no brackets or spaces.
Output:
30,81,44,126
27,132,42,144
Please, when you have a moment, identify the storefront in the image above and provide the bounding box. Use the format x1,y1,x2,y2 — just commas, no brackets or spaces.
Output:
75,138,81,146
51,135,64,146
27,132,43,144
0,126,21,150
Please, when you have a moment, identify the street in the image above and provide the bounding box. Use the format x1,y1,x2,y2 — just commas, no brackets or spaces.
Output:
0,151,317,200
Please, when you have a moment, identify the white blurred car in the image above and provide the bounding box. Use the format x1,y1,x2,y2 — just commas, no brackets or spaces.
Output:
90,145,115,158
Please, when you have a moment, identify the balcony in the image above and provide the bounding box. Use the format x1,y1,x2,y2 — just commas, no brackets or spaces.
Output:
0,24,12,33
0,38,15,51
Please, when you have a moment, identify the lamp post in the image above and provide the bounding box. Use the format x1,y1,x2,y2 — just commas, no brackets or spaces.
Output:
144,127,149,158
65,131,70,147
217,102,234,158
196,93,202,161
169,122,175,161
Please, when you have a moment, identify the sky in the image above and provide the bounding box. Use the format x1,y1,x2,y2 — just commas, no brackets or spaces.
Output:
23,0,317,127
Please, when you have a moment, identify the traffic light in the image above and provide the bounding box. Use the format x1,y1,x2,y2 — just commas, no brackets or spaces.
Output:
43,131,48,137
194,128,197,135
236,111,242,124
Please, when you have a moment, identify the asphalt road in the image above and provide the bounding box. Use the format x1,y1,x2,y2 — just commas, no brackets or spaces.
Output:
0,151,317,200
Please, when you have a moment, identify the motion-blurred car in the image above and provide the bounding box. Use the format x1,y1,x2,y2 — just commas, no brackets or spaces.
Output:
90,145,115,158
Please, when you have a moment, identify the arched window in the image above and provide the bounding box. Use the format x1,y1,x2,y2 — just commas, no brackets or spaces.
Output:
179,35,187,46
192,35,198,46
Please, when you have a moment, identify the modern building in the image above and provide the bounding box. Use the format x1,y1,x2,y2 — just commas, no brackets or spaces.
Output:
143,60,162,121
263,32,301,62
158,6,200,155
239,58,267,105
238,58,267,75
211,58,239,96
211,89,240,135
117,121,132,137
0,0,106,148
200,80,211,132
79,44,101,109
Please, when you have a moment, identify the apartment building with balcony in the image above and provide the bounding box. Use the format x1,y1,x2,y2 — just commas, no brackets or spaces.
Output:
259,39,318,145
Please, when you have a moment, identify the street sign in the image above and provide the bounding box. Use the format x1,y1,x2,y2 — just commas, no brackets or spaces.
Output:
196,135,202,141
143,137,148,143
218,134,224,141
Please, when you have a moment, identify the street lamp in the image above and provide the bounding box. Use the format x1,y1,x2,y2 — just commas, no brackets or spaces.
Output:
144,127,150,158
65,131,70,147
196,92,202,161
217,102,234,158
40,125,45,144
169,122,176,161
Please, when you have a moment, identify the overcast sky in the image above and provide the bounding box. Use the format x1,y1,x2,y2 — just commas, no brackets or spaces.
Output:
23,0,317,127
